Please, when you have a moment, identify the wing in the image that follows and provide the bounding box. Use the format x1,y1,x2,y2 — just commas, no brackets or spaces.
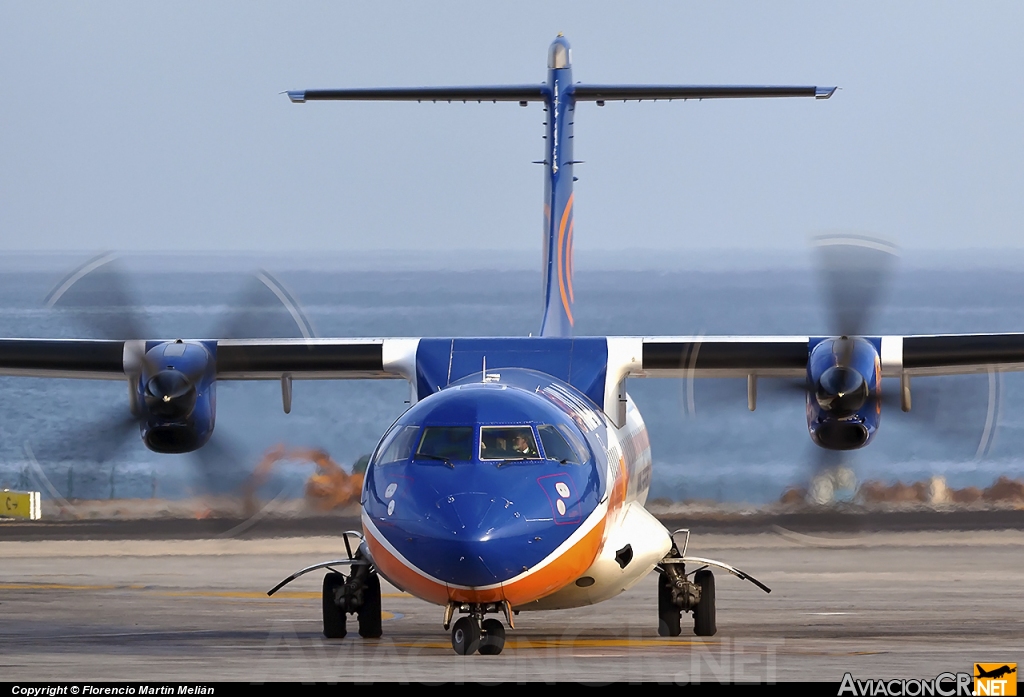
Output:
572,85,836,101
285,85,836,104
286,86,549,104
627,336,810,378
606,333,1024,380
0,338,418,381
612,334,1024,380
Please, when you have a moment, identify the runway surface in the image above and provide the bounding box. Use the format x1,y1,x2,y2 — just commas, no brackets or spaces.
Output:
1,530,1021,683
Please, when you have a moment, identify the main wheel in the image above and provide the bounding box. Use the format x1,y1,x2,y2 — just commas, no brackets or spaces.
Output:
357,571,382,638
451,617,481,655
322,572,347,639
658,570,682,637
693,569,717,637
478,618,506,655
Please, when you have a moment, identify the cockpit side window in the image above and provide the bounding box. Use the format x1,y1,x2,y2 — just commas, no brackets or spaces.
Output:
480,426,541,460
538,425,580,464
556,424,590,463
375,425,419,465
417,427,474,462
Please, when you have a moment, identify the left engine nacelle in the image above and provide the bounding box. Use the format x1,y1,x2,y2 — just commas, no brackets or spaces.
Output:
128,340,218,454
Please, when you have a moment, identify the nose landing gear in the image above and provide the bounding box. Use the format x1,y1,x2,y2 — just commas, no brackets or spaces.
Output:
445,601,512,655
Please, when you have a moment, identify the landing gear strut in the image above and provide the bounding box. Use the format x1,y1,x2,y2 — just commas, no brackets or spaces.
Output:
446,601,511,655
657,554,706,637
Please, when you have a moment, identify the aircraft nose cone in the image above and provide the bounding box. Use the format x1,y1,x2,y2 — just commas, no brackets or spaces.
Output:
421,492,524,585
435,492,516,537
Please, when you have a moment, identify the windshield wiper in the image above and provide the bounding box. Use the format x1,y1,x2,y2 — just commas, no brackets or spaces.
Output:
415,453,456,469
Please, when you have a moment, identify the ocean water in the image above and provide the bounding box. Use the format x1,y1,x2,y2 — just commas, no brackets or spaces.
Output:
2,258,1023,503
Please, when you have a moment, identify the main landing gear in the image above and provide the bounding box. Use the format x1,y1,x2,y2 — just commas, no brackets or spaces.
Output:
267,531,383,640
322,559,382,639
445,601,513,655
656,528,770,638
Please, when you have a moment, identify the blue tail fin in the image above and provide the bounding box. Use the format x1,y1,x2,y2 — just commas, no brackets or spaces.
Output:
539,35,576,338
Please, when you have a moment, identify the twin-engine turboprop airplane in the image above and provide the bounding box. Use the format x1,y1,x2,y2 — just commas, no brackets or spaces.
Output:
5,35,1024,655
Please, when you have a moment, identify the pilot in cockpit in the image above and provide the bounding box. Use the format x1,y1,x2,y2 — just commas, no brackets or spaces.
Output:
511,432,537,458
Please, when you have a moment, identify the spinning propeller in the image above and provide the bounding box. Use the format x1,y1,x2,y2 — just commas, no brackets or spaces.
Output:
811,234,898,419
678,235,1003,504
802,234,1001,500
34,253,317,497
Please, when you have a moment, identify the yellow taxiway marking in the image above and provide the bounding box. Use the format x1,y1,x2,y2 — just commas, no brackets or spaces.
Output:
0,583,148,591
0,582,411,600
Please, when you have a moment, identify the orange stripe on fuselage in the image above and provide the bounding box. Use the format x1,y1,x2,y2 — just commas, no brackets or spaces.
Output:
556,194,575,326
566,218,575,303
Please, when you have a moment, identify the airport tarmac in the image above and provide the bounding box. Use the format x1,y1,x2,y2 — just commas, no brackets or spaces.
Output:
1,530,1021,683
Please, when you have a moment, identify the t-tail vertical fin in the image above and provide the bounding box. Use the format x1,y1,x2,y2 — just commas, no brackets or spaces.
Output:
539,35,577,338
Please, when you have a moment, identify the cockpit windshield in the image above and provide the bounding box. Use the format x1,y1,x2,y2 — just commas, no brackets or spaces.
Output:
479,426,541,460
417,426,474,462
373,421,589,467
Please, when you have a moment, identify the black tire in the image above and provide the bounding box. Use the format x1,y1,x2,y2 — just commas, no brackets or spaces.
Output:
322,572,347,639
658,571,682,637
357,572,383,638
451,617,481,655
479,618,506,655
693,569,717,637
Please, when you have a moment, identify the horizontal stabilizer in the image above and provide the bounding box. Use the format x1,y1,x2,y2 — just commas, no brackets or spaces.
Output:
286,86,548,103
572,85,836,101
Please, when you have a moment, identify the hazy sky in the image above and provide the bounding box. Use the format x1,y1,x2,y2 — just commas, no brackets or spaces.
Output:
2,2,1024,254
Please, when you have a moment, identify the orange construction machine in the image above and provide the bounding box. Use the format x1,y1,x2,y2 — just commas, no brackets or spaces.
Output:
243,445,365,513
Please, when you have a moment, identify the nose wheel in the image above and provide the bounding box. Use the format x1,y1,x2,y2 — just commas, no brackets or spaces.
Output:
451,617,481,655
479,618,506,655
449,615,508,655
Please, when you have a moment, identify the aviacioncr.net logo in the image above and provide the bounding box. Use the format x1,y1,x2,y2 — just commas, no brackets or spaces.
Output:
974,664,1017,696
838,672,973,696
